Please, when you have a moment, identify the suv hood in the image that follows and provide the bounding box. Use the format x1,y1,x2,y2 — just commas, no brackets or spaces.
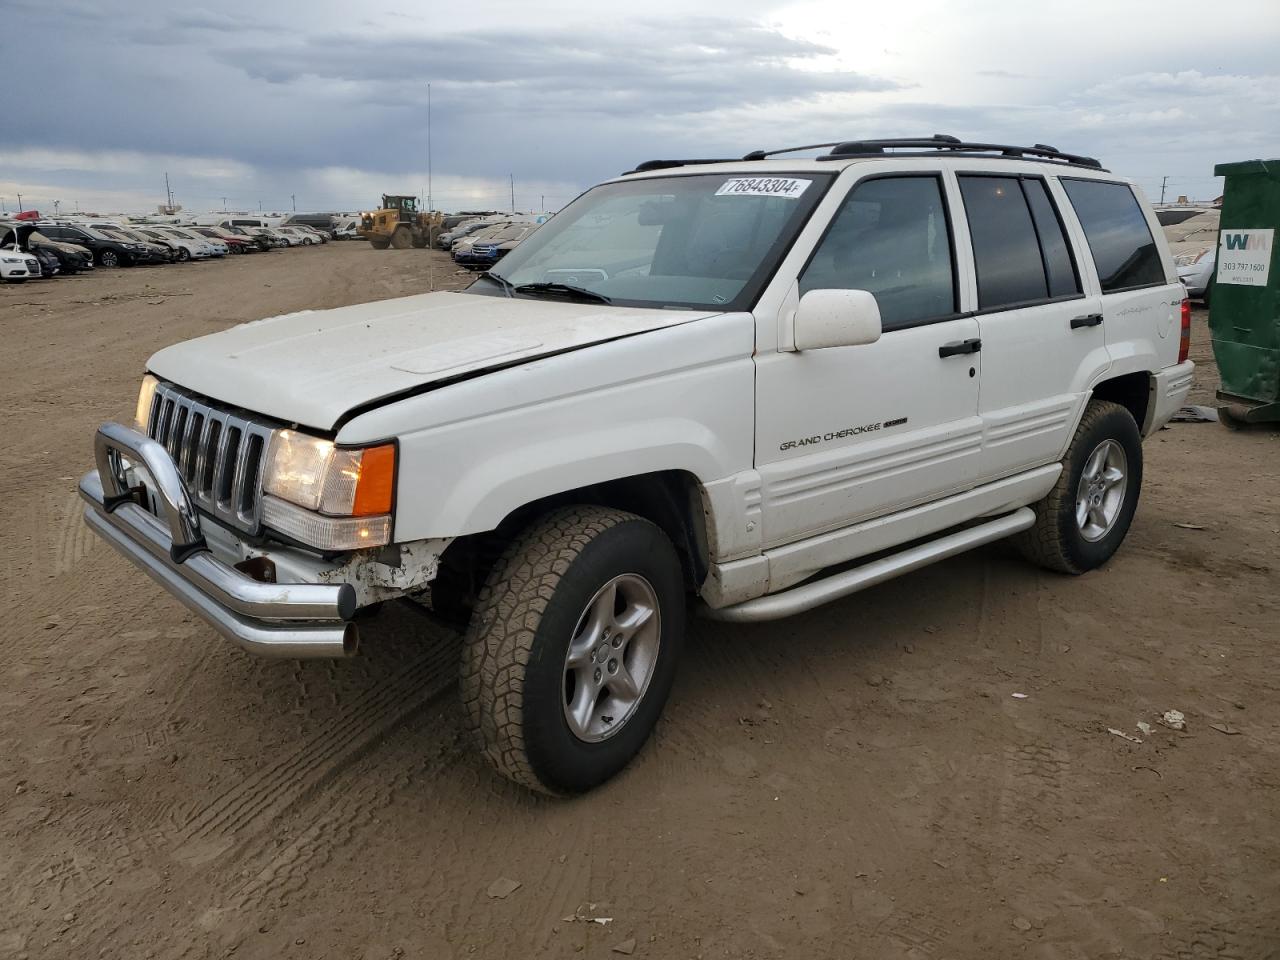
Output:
148,290,719,431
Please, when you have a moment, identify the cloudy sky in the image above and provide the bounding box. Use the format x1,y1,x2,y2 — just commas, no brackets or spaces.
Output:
4,0,1277,215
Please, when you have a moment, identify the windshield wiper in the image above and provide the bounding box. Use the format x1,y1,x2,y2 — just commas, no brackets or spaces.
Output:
513,282,612,305
474,271,514,297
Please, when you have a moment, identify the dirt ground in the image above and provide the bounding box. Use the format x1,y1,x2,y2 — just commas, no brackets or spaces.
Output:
2,244,1278,960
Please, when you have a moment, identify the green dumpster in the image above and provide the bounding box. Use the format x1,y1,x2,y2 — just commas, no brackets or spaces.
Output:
1210,158,1280,424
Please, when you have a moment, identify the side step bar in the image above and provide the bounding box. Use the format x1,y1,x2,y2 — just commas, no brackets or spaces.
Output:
703,507,1035,623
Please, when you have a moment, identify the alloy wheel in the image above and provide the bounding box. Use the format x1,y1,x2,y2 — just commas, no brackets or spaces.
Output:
1075,439,1127,541
562,573,662,742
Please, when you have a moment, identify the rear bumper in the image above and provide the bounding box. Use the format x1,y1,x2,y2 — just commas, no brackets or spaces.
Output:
81,422,358,658
1146,360,1196,435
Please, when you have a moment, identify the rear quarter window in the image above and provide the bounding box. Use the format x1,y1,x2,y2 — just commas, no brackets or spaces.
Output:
1061,179,1166,293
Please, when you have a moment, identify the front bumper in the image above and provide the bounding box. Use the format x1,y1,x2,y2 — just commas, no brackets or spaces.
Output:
80,422,359,658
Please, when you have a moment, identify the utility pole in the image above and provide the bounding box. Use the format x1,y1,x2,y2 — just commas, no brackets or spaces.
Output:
0,198,5,213
258,200,263,212
540,194,545,212
510,174,515,213
165,172,174,210
221,197,227,211
16,192,23,212
291,194,296,212
1160,176,1168,205
426,82,433,213
53,200,61,216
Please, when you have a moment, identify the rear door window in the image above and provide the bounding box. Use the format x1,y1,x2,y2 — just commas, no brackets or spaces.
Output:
1022,179,1081,298
1061,179,1165,292
959,176,1050,309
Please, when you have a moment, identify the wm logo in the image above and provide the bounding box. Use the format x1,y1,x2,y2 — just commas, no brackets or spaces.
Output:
1224,232,1272,251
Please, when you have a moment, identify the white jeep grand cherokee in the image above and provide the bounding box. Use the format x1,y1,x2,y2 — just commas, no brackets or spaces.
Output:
82,136,1195,795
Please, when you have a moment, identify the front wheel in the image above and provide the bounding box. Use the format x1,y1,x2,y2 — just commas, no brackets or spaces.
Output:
460,506,685,795
97,249,121,268
369,238,390,250
1015,399,1143,574
390,227,413,249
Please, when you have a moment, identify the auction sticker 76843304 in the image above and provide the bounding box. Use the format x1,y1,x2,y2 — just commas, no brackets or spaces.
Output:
715,177,812,199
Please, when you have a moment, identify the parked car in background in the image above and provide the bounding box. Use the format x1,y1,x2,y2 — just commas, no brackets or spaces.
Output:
452,222,534,267
0,246,42,282
448,222,510,259
135,227,212,262
5,222,92,276
222,226,272,252
294,225,330,243
193,226,256,254
84,224,175,264
166,227,229,257
277,226,318,246
284,213,337,237
1,222,49,281
1162,208,1219,304
455,222,539,269
27,229,95,274
31,245,60,277
333,221,361,240
36,223,157,267
436,218,492,249
258,227,292,248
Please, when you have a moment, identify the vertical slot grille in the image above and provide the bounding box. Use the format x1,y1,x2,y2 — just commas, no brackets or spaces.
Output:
141,382,275,534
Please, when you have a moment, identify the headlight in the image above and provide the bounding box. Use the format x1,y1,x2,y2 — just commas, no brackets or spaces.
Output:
261,430,396,549
135,374,159,430
1,256,22,263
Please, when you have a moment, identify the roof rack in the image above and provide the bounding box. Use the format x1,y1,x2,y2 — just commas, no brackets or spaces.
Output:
624,134,1104,174
816,135,1103,169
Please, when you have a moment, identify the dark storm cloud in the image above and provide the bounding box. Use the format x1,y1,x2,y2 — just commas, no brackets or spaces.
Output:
212,18,897,116
2,4,897,193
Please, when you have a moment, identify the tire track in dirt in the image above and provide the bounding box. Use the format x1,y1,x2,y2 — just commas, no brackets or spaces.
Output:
170,627,459,860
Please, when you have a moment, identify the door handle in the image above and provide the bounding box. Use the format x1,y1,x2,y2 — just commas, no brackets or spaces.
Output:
939,337,982,358
1070,313,1104,329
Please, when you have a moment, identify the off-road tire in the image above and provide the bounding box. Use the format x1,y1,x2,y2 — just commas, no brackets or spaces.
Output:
460,506,685,795
369,238,390,250
1014,399,1143,574
390,227,413,250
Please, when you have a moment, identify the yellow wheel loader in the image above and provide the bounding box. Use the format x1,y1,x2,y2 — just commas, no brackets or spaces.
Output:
358,195,443,250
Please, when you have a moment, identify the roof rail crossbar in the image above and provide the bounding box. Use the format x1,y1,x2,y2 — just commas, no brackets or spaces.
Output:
819,137,1103,169
623,158,740,175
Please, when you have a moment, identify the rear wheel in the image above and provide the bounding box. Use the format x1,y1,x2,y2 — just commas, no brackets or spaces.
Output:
177,248,190,262
390,227,413,249
1015,399,1143,574
460,506,685,795
369,238,390,250
97,249,121,268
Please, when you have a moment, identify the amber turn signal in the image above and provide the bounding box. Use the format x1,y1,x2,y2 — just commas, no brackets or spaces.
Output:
352,443,396,516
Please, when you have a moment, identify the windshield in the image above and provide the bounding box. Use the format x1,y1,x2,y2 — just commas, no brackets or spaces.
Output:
481,172,832,309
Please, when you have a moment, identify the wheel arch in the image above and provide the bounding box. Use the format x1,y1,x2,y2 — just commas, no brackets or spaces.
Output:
436,470,711,615
1090,371,1152,436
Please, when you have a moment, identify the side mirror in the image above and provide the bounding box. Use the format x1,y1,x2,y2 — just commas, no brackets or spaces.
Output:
793,288,883,351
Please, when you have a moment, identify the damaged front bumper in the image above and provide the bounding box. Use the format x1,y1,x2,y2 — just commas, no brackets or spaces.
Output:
79,422,445,659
